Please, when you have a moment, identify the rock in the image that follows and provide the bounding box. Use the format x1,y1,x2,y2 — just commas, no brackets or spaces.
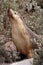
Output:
10,58,33,65
0,58,33,65
0,35,7,45
36,0,43,8
33,49,43,65
0,41,20,63
3,41,17,52
0,55,5,63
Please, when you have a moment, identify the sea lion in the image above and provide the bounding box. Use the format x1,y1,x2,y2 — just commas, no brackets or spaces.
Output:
8,9,33,58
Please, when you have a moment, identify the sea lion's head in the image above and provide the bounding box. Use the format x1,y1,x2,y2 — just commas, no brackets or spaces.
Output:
8,9,20,22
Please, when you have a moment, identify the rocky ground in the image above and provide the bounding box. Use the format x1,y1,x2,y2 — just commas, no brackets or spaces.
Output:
0,0,43,65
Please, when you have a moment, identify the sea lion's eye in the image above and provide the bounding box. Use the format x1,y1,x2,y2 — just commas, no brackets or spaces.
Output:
14,12,16,14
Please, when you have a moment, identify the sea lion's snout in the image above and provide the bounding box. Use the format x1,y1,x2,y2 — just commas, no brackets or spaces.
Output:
8,9,14,19
8,9,19,20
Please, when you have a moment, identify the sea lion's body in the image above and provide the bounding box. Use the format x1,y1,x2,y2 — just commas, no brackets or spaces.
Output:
8,9,33,58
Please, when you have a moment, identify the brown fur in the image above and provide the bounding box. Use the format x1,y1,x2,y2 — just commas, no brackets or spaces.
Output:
8,9,33,58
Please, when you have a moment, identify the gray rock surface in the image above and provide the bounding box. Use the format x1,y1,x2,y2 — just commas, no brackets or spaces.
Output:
36,0,43,8
0,58,33,65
